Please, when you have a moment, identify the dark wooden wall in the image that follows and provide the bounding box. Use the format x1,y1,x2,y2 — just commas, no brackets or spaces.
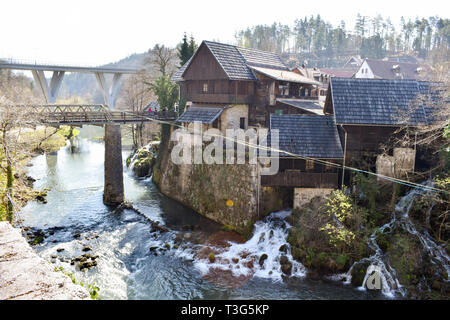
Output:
183,45,228,80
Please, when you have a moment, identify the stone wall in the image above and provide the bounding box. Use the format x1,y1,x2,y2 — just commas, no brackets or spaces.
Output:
153,134,286,234
220,104,248,134
376,147,416,181
293,188,334,209
0,222,90,300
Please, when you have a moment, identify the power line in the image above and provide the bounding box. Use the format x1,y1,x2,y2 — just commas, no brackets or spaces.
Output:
124,111,450,195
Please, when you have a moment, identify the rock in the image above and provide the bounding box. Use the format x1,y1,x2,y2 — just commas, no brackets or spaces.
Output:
77,260,97,271
174,234,183,243
281,261,293,275
81,246,92,252
350,261,371,287
269,230,274,239
73,233,81,239
164,243,171,250
279,244,288,253
149,246,158,252
151,223,169,233
258,233,265,243
232,258,239,264
279,255,289,265
56,248,65,252
51,255,58,259
35,195,47,204
258,254,268,267
26,176,36,182
432,280,441,291
184,233,192,240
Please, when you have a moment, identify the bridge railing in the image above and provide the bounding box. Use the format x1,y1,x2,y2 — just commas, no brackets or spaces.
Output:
9,104,177,125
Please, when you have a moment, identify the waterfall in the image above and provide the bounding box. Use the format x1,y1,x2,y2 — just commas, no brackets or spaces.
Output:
192,210,306,284
336,183,449,297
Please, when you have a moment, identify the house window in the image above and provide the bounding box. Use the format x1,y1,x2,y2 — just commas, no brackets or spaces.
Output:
202,83,208,93
239,117,246,129
306,159,314,171
274,109,283,115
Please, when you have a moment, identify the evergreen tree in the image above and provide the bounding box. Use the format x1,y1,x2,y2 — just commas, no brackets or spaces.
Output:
177,33,191,67
188,35,197,58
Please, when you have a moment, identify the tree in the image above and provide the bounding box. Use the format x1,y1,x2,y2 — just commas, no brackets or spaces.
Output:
188,35,197,58
177,33,191,67
0,71,40,223
119,70,155,148
147,76,178,111
149,44,175,77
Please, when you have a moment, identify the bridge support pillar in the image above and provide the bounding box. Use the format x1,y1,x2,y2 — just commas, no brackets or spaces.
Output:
104,124,124,205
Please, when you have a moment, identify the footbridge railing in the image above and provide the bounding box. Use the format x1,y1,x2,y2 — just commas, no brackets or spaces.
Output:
10,104,177,125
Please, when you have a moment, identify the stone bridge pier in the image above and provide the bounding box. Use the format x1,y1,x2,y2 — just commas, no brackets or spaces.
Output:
103,124,124,205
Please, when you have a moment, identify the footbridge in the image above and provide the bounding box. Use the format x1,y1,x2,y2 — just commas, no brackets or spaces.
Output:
1,60,174,206
15,104,177,126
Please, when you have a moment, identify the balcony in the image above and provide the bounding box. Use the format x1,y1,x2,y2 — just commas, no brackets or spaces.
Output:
261,171,339,188
186,93,253,105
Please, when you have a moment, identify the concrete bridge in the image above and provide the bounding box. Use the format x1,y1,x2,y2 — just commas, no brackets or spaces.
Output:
1,60,173,206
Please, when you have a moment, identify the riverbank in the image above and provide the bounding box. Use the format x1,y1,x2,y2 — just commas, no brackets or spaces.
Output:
0,221,90,299
16,135,385,299
0,126,78,222
287,176,450,299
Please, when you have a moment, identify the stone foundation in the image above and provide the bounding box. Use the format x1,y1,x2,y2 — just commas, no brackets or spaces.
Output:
293,188,334,209
376,147,416,181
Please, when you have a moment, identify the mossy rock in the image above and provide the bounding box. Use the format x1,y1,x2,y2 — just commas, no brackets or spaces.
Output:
350,261,371,287
375,230,391,252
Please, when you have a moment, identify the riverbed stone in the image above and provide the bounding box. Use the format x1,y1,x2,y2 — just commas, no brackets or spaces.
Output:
258,254,268,267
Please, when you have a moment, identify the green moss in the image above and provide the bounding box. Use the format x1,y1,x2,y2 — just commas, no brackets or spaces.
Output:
336,254,349,268
221,224,238,232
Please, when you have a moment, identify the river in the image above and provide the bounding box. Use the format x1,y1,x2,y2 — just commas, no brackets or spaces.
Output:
18,127,385,300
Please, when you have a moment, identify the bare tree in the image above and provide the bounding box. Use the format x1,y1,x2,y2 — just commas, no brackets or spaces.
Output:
0,71,40,223
117,70,156,148
148,44,176,77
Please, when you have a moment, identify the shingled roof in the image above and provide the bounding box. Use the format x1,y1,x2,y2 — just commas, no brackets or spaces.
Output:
328,78,433,126
277,98,324,115
176,105,223,124
171,57,192,82
269,114,343,159
173,40,290,82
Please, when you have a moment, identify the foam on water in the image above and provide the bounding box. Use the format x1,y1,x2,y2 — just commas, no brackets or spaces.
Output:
192,210,306,281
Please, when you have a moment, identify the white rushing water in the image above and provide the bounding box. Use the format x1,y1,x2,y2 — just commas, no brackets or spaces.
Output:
192,210,306,282
336,183,450,297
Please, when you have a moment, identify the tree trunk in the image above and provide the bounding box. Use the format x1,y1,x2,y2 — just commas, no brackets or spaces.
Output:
5,160,14,224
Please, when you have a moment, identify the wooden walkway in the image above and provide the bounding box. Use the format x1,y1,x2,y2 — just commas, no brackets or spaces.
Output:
11,104,177,125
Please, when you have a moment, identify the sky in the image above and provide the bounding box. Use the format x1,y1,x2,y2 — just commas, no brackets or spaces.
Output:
0,0,448,66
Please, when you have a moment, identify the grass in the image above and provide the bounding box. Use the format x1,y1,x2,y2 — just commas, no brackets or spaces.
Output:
54,266,100,300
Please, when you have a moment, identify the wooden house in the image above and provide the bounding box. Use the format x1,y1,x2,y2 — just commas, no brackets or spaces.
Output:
262,114,343,189
354,58,422,79
324,78,435,171
172,40,322,132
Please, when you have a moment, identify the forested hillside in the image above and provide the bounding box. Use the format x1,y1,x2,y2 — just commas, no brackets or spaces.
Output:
235,14,450,67
59,14,450,100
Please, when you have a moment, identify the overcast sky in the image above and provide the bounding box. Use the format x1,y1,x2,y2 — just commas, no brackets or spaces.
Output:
1,0,447,66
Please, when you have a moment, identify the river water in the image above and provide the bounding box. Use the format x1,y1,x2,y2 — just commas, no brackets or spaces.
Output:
18,127,384,300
